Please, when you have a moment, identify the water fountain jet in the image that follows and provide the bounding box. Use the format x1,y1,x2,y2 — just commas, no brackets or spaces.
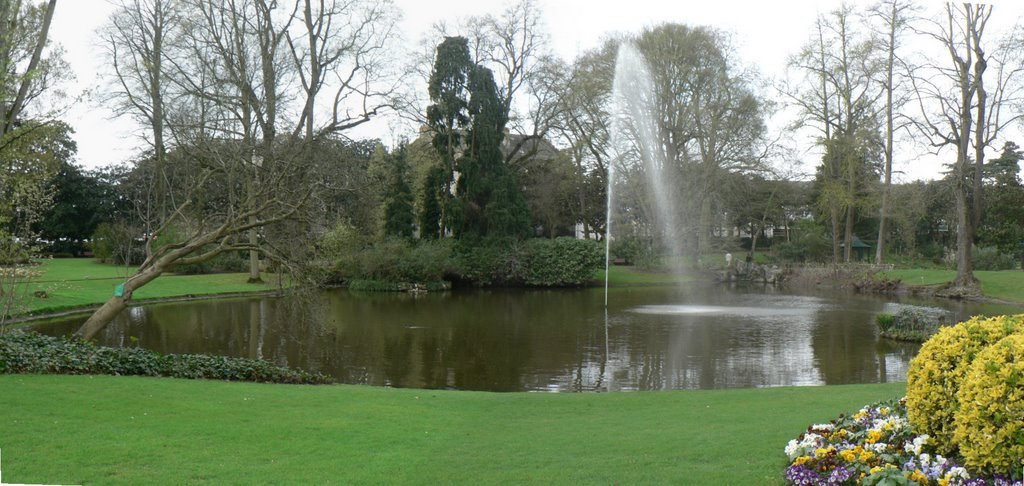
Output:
604,42,686,308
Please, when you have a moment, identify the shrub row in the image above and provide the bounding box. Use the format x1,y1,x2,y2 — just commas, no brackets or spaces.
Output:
330,237,603,288
0,331,331,384
333,238,453,284
906,314,1024,476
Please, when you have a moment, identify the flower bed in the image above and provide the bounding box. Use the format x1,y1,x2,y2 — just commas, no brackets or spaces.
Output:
784,398,1021,485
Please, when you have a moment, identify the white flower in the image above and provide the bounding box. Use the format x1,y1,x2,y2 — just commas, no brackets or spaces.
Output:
785,439,800,458
905,434,930,456
946,466,968,480
871,416,909,433
811,423,834,432
866,442,889,453
785,434,823,459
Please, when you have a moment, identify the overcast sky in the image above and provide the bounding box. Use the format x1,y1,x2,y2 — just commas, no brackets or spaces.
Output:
48,0,1024,181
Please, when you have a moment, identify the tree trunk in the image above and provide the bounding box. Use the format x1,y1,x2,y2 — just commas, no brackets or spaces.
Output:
843,207,854,263
248,225,262,283
698,196,712,259
952,186,977,288
876,191,890,264
830,206,840,264
74,265,167,340
73,298,129,341
876,7,896,265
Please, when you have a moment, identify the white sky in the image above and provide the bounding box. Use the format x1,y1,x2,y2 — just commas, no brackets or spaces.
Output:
47,0,1024,181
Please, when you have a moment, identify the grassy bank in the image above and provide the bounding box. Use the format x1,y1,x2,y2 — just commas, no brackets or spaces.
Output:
11,259,280,317
881,268,1024,304
0,375,903,485
596,264,696,286
15,260,679,318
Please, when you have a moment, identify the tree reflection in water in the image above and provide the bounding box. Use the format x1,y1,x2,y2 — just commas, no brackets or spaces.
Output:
34,285,1012,392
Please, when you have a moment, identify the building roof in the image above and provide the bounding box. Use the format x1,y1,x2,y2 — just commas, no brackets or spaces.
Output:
501,133,560,162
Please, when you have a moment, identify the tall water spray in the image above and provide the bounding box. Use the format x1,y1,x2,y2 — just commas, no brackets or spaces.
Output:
605,43,685,307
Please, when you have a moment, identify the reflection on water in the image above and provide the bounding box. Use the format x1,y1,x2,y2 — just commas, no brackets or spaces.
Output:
31,285,1013,392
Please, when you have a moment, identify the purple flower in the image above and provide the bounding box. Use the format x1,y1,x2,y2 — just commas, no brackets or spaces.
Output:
826,466,854,485
990,475,1024,486
785,464,822,486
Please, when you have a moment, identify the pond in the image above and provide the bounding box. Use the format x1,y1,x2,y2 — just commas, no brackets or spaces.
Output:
31,285,1016,392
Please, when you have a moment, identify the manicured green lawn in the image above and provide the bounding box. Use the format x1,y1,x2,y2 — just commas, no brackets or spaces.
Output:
0,375,904,485
881,268,1024,303
972,271,1024,303
14,258,279,316
596,264,695,286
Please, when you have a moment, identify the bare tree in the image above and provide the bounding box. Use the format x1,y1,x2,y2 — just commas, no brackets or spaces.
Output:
785,5,883,263
76,0,399,339
909,3,1024,293
287,0,399,142
547,40,617,240
100,0,182,235
473,0,551,163
869,0,917,265
184,0,299,283
634,24,767,261
0,0,58,141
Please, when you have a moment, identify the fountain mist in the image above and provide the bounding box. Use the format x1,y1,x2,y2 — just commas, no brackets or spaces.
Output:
605,42,685,307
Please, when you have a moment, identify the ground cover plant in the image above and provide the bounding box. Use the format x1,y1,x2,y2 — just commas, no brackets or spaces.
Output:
875,307,955,342
0,331,330,384
0,375,903,485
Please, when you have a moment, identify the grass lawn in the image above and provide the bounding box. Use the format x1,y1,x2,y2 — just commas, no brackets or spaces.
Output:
881,268,1024,304
13,258,280,316
0,375,904,485
596,264,695,286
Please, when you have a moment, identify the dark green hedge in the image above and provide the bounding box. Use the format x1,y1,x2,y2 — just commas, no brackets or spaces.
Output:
331,237,604,288
0,331,331,384
521,238,605,286
452,237,603,287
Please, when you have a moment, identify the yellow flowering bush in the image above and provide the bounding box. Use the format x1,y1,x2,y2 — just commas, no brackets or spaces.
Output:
906,314,1024,455
954,333,1024,474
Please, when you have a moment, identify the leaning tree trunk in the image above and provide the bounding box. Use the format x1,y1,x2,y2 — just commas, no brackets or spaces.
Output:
73,265,167,340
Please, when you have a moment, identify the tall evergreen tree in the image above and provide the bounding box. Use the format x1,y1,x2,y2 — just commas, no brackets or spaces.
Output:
382,145,415,239
418,166,445,239
425,37,531,240
455,65,530,238
425,36,473,237
979,141,1024,269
